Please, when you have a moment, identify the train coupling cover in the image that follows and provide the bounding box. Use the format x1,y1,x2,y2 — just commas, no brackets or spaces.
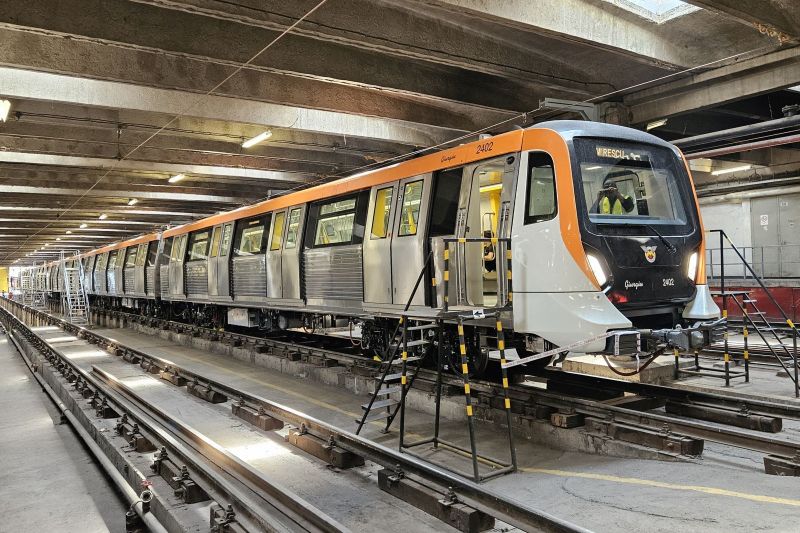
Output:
643,317,727,352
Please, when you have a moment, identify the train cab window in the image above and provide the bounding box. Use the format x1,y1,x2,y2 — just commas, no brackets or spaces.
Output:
524,152,557,224
233,217,268,256
270,212,286,251
398,181,423,236
124,247,138,268
314,198,357,246
187,231,211,261
210,227,222,258
370,187,393,239
220,224,233,256
429,168,463,236
285,208,302,249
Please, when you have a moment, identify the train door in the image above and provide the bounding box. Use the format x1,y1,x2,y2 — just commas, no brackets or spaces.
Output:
454,155,519,307
281,205,305,302
218,222,234,298
266,210,287,299
364,183,398,304
208,225,223,298
391,175,431,306
169,234,188,298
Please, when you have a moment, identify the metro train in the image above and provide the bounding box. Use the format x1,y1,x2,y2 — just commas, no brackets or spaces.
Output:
27,121,721,371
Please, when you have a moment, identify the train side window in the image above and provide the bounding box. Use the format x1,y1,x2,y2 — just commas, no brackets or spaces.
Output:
233,217,267,256
108,250,118,269
220,224,233,256
314,197,357,246
124,247,138,268
524,152,557,224
398,180,423,236
429,168,463,236
370,187,393,239
135,243,148,267
270,212,286,251
170,236,183,261
187,231,211,261
146,241,158,266
284,208,302,249
210,227,222,258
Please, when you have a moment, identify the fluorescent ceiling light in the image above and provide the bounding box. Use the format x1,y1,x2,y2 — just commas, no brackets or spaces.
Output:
79,223,88,229
66,230,72,234
0,99,10,122
56,238,61,241
711,164,752,176
98,213,108,220
242,130,272,148
168,173,185,184
646,118,668,131
128,198,138,206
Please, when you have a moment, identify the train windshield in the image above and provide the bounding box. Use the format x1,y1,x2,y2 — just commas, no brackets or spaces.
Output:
573,138,692,230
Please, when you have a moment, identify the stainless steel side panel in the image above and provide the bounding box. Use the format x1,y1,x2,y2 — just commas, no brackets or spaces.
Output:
159,265,170,299
232,255,267,303
145,266,156,297
123,267,136,294
304,245,364,308
185,261,209,299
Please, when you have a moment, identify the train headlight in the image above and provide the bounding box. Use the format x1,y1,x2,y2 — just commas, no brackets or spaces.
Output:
587,254,608,286
687,252,698,281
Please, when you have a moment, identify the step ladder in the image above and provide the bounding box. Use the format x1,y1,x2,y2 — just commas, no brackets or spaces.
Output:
355,317,434,433
60,251,91,325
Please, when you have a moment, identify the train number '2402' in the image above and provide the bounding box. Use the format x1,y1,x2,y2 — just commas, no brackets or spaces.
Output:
662,278,675,287
476,142,494,154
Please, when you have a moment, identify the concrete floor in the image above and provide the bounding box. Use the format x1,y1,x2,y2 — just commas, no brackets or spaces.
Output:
0,335,127,533
79,324,800,533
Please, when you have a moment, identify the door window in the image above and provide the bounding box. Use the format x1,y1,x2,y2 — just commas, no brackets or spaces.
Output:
220,224,233,256
210,227,222,258
524,152,557,224
270,212,286,251
233,216,268,256
398,181,423,236
285,208,302,249
370,187,393,239
314,197,357,246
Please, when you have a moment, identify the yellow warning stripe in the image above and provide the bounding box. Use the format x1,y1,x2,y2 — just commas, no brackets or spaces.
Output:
464,383,471,394
459,344,466,355
502,377,509,388
498,340,505,350
458,237,466,243
504,398,511,409
461,363,469,374
506,250,512,259
496,320,502,331
521,468,800,508
443,271,449,281
466,405,473,416
431,277,437,286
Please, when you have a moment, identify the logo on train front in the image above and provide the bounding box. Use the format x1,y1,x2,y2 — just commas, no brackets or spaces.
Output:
641,245,657,264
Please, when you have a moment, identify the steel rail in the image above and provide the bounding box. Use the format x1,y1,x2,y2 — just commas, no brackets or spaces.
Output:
0,305,346,533
0,298,589,533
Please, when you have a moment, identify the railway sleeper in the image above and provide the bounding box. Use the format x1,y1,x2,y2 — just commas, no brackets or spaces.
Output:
377,468,495,533
210,504,247,533
285,428,365,469
231,401,284,431
665,400,782,433
763,454,800,476
152,450,211,504
585,417,704,456
159,368,187,387
187,380,228,404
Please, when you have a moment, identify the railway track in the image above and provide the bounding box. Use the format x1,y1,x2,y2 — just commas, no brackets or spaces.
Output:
6,299,800,477
0,298,590,533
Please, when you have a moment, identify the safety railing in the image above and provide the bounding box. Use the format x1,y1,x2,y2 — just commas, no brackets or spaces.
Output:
442,236,512,312
707,243,800,280
709,229,799,397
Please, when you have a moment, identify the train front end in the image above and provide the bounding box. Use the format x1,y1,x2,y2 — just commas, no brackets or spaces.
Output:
571,125,721,353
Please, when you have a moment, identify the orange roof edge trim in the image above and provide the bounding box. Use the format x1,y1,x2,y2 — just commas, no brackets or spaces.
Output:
81,232,159,258
162,130,525,238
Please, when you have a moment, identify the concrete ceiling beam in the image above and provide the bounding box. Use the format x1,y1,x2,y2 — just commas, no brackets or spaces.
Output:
623,47,800,124
0,185,245,204
684,0,799,40
0,29,479,141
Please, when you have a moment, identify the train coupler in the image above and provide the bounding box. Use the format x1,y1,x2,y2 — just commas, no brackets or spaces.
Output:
645,317,726,351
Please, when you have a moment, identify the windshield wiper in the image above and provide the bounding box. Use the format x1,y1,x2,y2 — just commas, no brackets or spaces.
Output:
645,224,677,254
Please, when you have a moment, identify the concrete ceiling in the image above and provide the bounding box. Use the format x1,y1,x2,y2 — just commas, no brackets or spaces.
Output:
0,0,798,264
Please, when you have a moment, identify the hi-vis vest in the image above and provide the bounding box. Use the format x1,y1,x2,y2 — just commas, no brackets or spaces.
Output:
600,195,626,215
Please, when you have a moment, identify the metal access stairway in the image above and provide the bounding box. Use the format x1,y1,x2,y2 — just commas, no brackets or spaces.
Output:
60,251,91,325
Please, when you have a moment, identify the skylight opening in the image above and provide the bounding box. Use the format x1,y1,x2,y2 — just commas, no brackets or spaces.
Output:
603,0,701,23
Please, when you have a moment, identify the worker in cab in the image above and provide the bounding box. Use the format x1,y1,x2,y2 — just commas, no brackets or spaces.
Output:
592,179,635,215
